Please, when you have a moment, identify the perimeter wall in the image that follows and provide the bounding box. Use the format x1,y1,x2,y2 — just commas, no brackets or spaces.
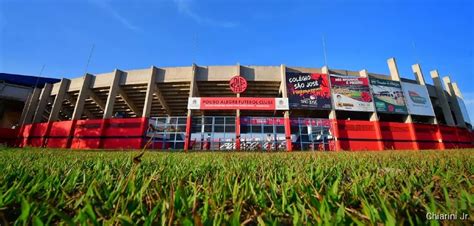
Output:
9,118,474,151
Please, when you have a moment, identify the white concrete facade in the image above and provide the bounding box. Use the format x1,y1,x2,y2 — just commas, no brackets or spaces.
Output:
21,62,470,128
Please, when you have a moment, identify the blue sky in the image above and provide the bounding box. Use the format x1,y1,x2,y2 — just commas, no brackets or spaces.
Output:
0,0,473,117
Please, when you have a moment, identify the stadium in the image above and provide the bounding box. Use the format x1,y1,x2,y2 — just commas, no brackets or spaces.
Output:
4,57,473,151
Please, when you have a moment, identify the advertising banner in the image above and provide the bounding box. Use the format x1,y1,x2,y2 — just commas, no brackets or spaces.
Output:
291,118,331,127
370,77,408,114
457,97,471,124
330,75,374,112
401,82,435,116
188,97,289,110
286,72,331,109
241,117,285,125
239,117,330,127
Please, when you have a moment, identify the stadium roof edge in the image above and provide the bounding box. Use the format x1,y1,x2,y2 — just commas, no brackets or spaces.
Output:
0,72,61,88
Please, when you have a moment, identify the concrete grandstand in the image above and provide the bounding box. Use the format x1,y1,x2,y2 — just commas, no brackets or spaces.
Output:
8,58,473,151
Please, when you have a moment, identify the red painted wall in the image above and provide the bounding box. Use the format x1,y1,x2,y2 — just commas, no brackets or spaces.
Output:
413,124,439,150
337,120,381,151
46,121,75,148
19,124,32,147
102,138,143,149
101,118,147,149
71,119,103,149
29,122,49,147
439,125,461,149
379,122,415,150
0,128,18,146
453,128,473,148
102,118,146,137
14,118,474,151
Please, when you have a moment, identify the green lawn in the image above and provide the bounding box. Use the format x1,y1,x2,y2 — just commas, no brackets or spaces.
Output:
0,148,472,225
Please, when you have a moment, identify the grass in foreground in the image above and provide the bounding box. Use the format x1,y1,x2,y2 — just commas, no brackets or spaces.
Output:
0,148,472,225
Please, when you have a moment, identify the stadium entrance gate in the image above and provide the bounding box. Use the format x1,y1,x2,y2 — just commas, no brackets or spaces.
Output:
147,116,333,151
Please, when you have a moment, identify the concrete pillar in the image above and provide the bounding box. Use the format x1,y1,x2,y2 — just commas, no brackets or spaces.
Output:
71,74,93,120
411,64,426,85
443,76,466,128
142,67,157,118
442,77,452,96
33,83,53,147
280,64,293,151
184,64,197,151
323,66,340,151
21,87,42,125
387,58,418,150
20,87,42,147
37,96,55,146
97,70,123,149
387,58,405,118
49,79,70,122
103,69,122,119
360,69,384,150
412,64,438,124
430,70,455,126
452,82,471,125
19,91,33,126
32,83,53,123
412,65,444,148
151,68,171,116
18,91,33,147
452,83,463,98
387,58,401,81
360,69,378,122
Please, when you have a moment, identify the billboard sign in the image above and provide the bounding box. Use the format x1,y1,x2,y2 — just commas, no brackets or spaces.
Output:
188,97,289,110
330,75,374,112
401,82,435,116
457,97,471,124
239,117,331,127
286,72,331,109
370,77,408,114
